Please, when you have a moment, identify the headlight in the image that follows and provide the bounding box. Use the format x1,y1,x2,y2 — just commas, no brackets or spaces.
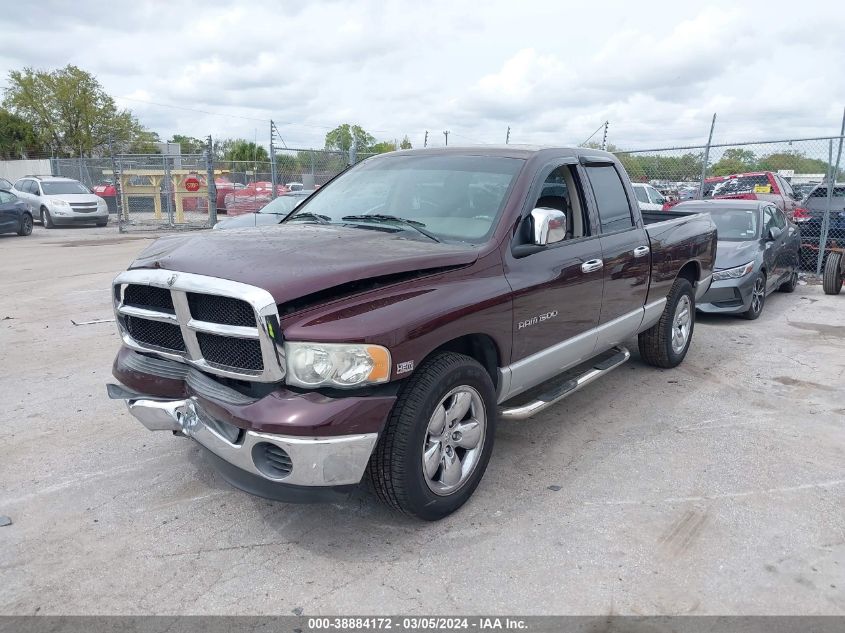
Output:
51,199,70,207
285,342,391,388
712,261,755,281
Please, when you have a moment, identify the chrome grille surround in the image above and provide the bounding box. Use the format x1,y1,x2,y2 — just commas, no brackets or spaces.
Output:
113,269,285,382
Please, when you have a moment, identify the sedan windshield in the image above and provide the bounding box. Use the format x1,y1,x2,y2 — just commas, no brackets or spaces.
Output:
41,181,91,195
258,195,307,215
286,154,524,242
707,207,760,241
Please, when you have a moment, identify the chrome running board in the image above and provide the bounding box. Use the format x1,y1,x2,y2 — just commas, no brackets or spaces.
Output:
498,346,631,421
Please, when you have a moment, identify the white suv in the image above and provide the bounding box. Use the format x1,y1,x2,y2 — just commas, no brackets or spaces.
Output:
12,176,109,228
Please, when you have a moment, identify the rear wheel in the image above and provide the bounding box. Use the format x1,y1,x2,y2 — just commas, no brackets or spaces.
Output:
17,213,33,236
638,277,695,368
823,253,843,295
742,273,766,320
368,351,496,520
41,207,54,229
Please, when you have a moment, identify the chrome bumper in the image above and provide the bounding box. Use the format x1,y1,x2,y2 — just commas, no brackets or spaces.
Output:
123,395,378,487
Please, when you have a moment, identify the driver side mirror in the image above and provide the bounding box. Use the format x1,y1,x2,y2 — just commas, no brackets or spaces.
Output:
530,207,567,246
767,226,782,241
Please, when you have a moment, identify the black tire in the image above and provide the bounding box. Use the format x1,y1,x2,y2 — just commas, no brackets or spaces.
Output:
367,351,496,521
823,253,843,295
96,218,108,227
742,272,766,320
778,269,798,293
638,277,695,369
41,207,54,229
17,213,33,236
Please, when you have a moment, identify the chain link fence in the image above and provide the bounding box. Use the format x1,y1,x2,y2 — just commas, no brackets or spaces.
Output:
49,133,845,277
52,145,367,232
613,136,845,274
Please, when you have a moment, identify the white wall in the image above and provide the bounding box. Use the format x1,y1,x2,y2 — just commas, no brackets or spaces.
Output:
0,159,52,184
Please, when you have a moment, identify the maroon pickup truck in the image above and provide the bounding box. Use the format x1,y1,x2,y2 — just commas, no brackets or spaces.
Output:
108,146,717,520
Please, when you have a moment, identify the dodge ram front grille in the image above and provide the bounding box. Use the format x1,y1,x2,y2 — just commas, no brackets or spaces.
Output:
113,269,285,382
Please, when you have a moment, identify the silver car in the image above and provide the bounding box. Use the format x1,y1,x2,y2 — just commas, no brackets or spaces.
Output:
12,176,109,228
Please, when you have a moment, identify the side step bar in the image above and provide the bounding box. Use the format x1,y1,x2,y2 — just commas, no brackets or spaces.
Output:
498,346,631,421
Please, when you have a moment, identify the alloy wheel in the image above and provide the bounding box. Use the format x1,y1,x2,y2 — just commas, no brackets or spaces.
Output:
422,386,486,496
671,294,692,354
750,277,765,314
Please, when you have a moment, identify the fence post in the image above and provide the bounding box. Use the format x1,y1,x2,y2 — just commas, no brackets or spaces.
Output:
163,154,174,225
817,115,845,274
349,135,357,166
697,113,717,198
269,120,278,200
205,135,217,226
108,135,125,233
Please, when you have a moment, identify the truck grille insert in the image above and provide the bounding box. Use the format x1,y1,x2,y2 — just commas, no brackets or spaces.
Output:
124,316,185,352
196,332,263,372
187,293,255,326
252,442,293,478
123,284,174,312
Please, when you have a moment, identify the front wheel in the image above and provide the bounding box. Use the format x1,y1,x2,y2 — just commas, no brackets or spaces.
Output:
368,352,496,520
742,273,766,320
823,253,843,295
638,277,695,368
41,207,54,229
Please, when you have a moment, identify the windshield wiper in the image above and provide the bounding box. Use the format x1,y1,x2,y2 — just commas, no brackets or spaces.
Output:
287,212,331,224
340,214,440,242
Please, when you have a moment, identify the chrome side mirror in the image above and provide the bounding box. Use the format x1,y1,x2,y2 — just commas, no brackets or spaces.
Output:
530,207,567,246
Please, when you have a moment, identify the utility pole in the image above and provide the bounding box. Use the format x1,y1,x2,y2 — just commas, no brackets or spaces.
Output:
443,130,450,146
269,120,277,200
205,135,217,226
424,131,428,148
506,126,510,144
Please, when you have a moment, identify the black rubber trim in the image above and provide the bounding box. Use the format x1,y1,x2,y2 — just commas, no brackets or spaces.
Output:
201,446,358,503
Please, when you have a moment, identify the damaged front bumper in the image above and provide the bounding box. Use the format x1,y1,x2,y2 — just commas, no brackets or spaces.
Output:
107,381,382,502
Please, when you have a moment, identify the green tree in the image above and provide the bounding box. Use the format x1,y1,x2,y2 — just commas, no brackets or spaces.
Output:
222,140,269,163
0,109,40,159
169,134,205,154
711,148,757,176
3,64,151,157
370,140,396,154
400,135,412,150
757,150,831,175
324,124,375,152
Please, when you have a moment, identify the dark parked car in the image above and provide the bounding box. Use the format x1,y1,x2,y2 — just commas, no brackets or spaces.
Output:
212,191,313,230
0,188,34,236
107,146,717,520
795,183,845,271
674,200,800,319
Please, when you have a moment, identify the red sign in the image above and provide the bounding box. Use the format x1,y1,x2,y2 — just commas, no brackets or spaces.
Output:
184,176,201,192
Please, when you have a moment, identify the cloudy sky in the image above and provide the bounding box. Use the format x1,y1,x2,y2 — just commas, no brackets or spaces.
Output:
1,0,842,152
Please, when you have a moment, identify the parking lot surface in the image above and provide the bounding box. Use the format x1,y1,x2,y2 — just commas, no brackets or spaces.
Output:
1,225,843,615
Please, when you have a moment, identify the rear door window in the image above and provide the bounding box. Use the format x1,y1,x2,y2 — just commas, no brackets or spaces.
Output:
585,165,634,233
633,186,649,204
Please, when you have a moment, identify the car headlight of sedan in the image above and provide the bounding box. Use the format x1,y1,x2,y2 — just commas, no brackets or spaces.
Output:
712,261,755,281
285,342,391,388
51,198,70,208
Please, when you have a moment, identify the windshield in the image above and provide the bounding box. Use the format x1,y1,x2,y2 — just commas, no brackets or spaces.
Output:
41,181,91,195
258,195,306,215
713,175,771,197
706,207,760,241
286,154,524,242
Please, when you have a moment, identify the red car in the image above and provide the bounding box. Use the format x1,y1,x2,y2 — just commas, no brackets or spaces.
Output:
710,172,805,220
224,182,289,216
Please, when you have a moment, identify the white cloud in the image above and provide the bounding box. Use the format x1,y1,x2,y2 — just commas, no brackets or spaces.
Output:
0,0,841,151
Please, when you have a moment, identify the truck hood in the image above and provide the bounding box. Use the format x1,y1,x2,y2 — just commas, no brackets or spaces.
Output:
714,239,760,269
129,224,479,305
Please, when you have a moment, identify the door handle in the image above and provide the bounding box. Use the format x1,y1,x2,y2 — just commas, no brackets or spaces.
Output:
633,245,650,258
581,259,604,273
